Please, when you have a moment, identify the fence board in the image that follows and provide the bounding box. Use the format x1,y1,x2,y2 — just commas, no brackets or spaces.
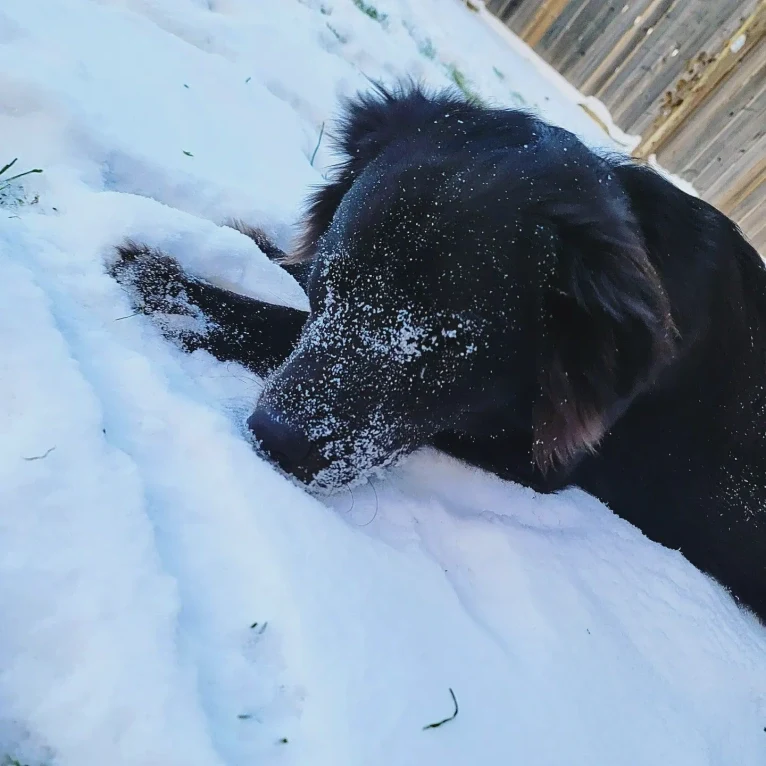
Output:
731,164,766,225
637,3,765,156
553,1,626,76
705,134,766,208
575,0,672,94
656,49,765,174
603,0,757,134
489,0,543,33
486,0,766,254
543,0,601,70
746,206,766,253
521,0,572,47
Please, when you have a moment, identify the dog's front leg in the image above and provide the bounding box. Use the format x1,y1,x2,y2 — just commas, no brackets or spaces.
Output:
109,241,308,377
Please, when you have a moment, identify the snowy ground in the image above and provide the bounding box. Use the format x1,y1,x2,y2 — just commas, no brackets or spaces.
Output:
1,0,765,764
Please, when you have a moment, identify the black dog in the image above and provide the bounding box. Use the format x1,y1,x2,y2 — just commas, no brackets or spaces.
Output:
110,84,766,622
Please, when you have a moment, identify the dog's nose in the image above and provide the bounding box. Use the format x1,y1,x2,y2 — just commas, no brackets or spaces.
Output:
247,406,312,474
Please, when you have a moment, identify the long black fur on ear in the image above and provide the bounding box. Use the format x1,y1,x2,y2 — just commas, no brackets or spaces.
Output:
533,188,677,473
287,81,465,264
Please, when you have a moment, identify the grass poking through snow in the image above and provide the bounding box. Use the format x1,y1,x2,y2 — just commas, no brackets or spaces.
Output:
0,158,43,209
422,688,460,730
417,37,437,60
444,64,484,104
352,0,388,24
310,122,326,166
0,158,42,192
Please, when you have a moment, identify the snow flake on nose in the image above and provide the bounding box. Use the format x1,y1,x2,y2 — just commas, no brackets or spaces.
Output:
359,308,430,363
306,296,484,367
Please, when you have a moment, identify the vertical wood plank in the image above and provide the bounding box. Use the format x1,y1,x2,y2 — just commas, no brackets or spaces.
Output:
519,0,571,47
483,0,765,253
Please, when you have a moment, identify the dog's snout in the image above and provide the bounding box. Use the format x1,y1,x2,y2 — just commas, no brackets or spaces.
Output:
248,406,312,474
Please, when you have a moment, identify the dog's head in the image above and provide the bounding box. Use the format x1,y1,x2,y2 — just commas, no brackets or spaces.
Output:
249,85,676,491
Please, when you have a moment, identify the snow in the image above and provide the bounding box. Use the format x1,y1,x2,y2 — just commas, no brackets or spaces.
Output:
0,0,764,764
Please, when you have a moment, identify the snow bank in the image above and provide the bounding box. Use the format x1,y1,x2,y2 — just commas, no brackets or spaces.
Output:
0,1,763,765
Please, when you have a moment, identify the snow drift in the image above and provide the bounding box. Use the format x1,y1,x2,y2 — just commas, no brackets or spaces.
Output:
1,1,765,764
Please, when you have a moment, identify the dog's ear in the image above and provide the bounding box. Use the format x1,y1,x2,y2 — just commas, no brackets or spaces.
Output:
533,197,676,472
289,82,437,263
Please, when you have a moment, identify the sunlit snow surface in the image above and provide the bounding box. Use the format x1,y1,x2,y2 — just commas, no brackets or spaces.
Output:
1,1,765,764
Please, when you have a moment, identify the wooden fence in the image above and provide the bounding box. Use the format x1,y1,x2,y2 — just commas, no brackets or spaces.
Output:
486,0,765,253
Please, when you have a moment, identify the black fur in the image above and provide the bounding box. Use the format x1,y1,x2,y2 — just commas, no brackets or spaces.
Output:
109,237,306,377
110,83,766,622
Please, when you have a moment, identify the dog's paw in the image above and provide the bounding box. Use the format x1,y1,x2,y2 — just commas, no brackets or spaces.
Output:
225,219,287,261
109,241,216,349
109,240,194,316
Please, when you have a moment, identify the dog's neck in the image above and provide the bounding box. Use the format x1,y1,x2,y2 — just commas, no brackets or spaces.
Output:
570,230,766,573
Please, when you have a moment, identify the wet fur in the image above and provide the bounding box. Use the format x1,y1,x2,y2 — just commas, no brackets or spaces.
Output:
110,84,766,621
